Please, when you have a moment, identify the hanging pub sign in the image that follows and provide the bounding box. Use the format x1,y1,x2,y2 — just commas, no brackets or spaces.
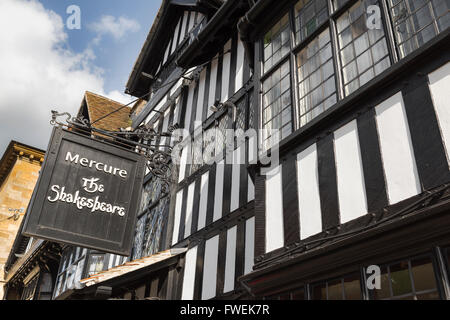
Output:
23,127,146,256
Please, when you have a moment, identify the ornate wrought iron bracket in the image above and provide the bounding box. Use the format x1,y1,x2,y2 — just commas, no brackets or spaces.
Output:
50,110,179,195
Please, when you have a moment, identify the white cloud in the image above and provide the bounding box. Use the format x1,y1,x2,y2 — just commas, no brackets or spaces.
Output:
0,0,134,155
89,15,140,44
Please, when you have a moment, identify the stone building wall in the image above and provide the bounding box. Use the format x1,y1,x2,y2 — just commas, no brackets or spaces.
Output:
0,147,43,299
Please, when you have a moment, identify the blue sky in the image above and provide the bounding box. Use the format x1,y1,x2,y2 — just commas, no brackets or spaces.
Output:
39,0,160,95
0,0,161,155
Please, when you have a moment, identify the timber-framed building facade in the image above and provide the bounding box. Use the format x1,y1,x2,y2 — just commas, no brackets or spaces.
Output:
5,0,450,300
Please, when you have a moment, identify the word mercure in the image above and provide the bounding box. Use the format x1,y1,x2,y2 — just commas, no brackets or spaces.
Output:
65,151,128,178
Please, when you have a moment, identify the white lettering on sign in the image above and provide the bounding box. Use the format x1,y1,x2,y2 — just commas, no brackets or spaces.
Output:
47,185,126,216
65,152,128,178
81,177,104,193
46,152,130,217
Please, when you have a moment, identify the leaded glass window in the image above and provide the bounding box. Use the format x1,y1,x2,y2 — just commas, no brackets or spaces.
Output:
296,28,337,126
262,60,292,150
389,0,449,58
368,255,440,300
134,174,170,260
132,213,146,260
53,247,88,299
248,90,255,129
263,14,290,73
87,254,105,276
216,112,230,157
139,176,166,213
258,0,447,154
333,0,351,11
235,96,247,131
337,0,391,95
139,184,152,213
141,197,169,257
311,273,362,300
184,111,231,173
190,132,204,174
203,127,216,165
294,0,329,43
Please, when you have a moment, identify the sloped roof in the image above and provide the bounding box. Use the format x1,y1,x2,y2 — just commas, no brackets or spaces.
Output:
83,91,132,132
80,248,187,287
125,0,224,97
177,0,250,68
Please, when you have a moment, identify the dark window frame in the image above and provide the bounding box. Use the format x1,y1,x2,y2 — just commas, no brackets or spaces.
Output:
53,246,88,299
260,249,450,300
364,253,443,300
255,0,446,147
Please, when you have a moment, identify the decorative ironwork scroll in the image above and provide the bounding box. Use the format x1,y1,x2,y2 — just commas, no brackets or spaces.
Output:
50,110,178,194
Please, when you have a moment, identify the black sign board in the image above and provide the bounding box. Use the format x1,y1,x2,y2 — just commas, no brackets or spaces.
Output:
23,127,146,256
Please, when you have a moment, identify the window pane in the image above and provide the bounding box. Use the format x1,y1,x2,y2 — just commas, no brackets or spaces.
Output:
235,96,247,131
140,183,152,212
142,197,169,257
132,213,146,260
190,134,204,174
334,0,351,11
311,283,327,299
311,273,362,300
88,254,105,276
337,0,390,95
262,61,292,149
371,266,391,299
294,0,329,44
54,275,63,298
389,261,413,296
389,0,449,58
279,293,291,300
343,273,362,299
327,279,344,299
297,28,337,127
263,14,290,74
410,257,437,292
215,112,229,156
369,256,441,300
291,288,306,300
416,291,440,299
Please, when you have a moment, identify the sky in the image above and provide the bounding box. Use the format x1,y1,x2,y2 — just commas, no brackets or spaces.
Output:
0,0,161,155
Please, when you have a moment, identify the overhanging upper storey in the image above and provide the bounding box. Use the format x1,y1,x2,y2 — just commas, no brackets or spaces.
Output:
125,0,224,98
175,0,251,69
